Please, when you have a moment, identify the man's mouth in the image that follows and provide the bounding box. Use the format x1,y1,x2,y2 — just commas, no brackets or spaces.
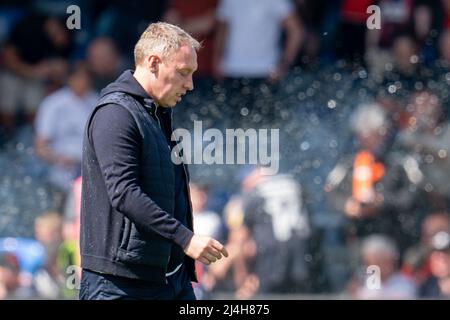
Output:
176,93,185,101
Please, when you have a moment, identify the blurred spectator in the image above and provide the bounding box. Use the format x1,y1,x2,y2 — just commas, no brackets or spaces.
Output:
420,230,450,298
164,0,219,82
394,90,450,208
336,0,375,66
381,34,432,98
0,12,73,137
366,1,436,74
366,0,413,48
213,0,302,123
0,237,45,298
437,29,450,67
402,212,450,286
33,211,63,299
190,182,223,242
0,253,20,299
0,212,64,299
442,0,450,29
189,182,224,299
412,4,438,65
86,37,126,92
58,176,82,299
91,0,168,59
292,0,328,68
348,234,417,299
219,167,311,299
34,62,97,211
325,102,422,254
213,0,302,82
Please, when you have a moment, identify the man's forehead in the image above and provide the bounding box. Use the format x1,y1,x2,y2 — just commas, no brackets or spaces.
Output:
168,45,197,67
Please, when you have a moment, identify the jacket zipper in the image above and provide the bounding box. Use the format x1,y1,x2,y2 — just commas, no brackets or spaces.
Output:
171,113,195,281
155,105,195,281
169,111,193,229
154,104,170,284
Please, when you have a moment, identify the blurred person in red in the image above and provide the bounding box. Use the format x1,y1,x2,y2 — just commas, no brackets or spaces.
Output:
0,253,20,300
402,212,450,287
420,231,450,298
164,0,218,83
336,0,375,66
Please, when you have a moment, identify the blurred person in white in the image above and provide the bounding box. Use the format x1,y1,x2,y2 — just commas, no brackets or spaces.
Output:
189,182,224,299
212,0,302,122
420,231,450,298
34,62,98,211
213,0,302,82
348,234,417,300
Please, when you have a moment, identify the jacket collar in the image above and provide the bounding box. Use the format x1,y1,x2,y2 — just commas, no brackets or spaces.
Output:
142,98,173,119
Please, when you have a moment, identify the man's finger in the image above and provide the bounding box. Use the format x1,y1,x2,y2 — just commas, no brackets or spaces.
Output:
207,247,222,259
204,252,217,263
211,240,229,258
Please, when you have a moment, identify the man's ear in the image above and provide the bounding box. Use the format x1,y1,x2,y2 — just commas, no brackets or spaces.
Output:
148,55,161,73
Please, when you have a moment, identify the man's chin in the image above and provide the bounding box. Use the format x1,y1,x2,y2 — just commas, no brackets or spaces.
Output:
159,101,177,108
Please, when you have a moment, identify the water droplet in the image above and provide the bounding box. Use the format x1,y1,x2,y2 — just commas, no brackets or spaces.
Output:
240,107,249,116
425,154,434,163
410,55,419,64
300,141,310,151
327,100,336,109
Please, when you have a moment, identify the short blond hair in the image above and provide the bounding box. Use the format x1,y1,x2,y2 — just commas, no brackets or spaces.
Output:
134,22,200,66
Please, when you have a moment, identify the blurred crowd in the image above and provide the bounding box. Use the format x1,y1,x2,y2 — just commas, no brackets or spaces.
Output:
1,0,450,299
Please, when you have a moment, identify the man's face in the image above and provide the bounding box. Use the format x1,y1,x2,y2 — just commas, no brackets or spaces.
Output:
152,44,198,107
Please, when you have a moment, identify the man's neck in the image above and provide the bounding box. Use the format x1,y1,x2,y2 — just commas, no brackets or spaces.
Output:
133,67,155,99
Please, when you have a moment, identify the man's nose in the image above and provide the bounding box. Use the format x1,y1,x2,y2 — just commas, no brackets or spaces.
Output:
185,76,194,91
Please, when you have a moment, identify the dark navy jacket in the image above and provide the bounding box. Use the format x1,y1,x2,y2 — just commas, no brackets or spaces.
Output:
80,70,196,284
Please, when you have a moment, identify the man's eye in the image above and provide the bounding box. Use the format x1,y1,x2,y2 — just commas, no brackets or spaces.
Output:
178,70,189,77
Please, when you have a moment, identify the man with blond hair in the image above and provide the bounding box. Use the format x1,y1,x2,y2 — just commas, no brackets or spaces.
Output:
79,22,228,300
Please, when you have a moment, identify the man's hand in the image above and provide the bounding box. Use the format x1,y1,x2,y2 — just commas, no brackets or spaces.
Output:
184,234,228,265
